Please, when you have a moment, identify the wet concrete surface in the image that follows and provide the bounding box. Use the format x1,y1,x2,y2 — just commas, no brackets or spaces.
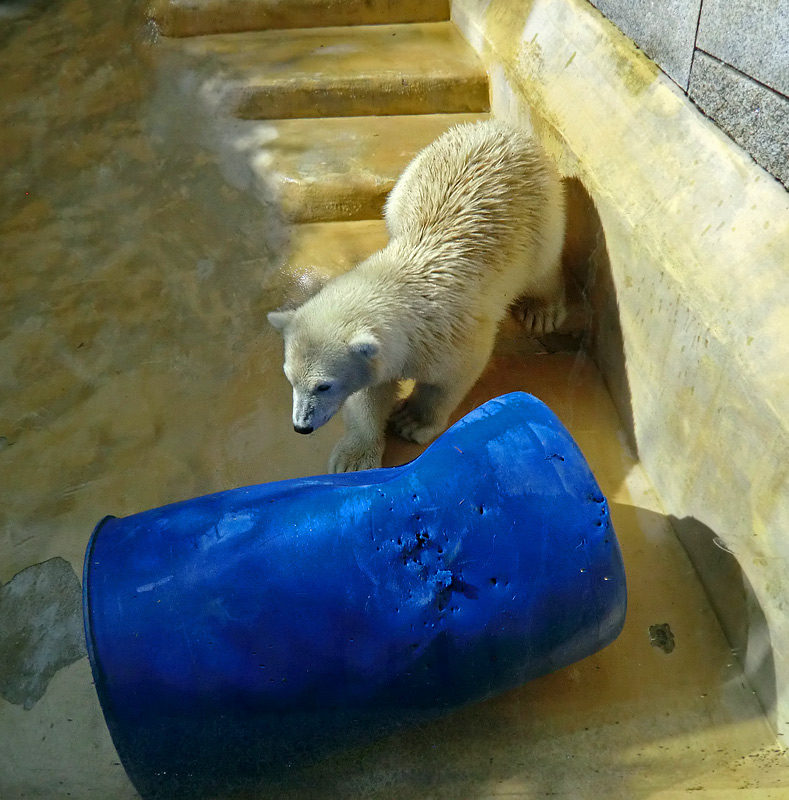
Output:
0,558,85,710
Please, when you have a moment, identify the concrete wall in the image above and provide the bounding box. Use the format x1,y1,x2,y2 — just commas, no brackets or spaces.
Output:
586,0,789,188
451,0,789,736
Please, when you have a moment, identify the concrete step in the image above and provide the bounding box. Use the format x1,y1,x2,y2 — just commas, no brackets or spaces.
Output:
264,220,388,309
289,220,389,281
242,113,489,223
169,22,490,119
152,0,449,37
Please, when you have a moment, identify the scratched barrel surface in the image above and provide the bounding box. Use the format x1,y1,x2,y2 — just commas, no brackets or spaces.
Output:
83,392,626,800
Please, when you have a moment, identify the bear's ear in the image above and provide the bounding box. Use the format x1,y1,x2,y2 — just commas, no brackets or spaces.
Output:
349,331,380,360
267,309,295,331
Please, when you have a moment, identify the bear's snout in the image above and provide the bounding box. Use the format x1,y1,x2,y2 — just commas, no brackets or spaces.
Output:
294,424,313,435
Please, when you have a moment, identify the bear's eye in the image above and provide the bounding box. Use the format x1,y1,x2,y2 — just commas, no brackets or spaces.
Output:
316,383,332,393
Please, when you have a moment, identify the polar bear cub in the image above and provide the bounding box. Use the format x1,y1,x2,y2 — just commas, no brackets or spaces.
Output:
268,120,566,473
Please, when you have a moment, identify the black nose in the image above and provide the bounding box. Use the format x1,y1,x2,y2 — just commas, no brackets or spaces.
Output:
294,424,313,435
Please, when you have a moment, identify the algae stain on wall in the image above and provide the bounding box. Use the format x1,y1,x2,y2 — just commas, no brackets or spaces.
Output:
483,0,536,63
480,0,661,132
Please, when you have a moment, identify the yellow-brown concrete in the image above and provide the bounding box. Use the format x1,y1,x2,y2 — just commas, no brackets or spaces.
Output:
166,22,490,119
260,220,389,310
151,0,450,37
244,113,489,222
287,220,389,276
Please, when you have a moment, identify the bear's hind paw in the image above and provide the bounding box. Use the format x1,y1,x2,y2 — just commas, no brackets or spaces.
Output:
511,298,567,336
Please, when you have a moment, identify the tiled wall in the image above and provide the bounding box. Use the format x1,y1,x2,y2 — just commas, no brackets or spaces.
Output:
587,0,788,188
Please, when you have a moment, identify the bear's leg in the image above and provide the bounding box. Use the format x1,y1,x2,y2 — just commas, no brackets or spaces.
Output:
388,383,455,444
389,329,495,445
329,380,399,473
511,209,568,335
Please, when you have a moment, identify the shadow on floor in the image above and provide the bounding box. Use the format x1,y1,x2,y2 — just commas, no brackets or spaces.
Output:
560,177,777,737
669,514,778,730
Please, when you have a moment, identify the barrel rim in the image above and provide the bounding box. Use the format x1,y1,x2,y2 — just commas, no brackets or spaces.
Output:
82,514,149,795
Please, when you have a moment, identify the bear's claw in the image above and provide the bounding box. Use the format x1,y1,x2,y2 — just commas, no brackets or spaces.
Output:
329,437,382,473
511,298,567,336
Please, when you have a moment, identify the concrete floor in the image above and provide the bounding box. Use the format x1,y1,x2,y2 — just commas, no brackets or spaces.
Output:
1,0,787,797
2,343,787,798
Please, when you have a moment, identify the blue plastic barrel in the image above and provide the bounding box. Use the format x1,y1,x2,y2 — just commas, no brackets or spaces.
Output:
83,392,626,799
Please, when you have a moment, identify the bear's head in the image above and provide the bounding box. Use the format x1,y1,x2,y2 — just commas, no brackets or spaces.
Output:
268,308,380,434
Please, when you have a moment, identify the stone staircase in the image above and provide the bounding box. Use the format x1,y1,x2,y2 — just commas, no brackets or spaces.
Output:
151,0,488,302
149,0,490,293
149,0,584,345
151,0,452,37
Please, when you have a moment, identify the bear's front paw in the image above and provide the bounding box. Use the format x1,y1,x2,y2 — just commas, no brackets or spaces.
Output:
329,437,383,473
388,402,445,445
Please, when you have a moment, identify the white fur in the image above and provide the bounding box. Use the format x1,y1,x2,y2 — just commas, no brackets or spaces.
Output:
269,120,567,472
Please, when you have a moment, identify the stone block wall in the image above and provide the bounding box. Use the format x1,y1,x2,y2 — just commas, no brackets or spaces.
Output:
587,0,789,188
